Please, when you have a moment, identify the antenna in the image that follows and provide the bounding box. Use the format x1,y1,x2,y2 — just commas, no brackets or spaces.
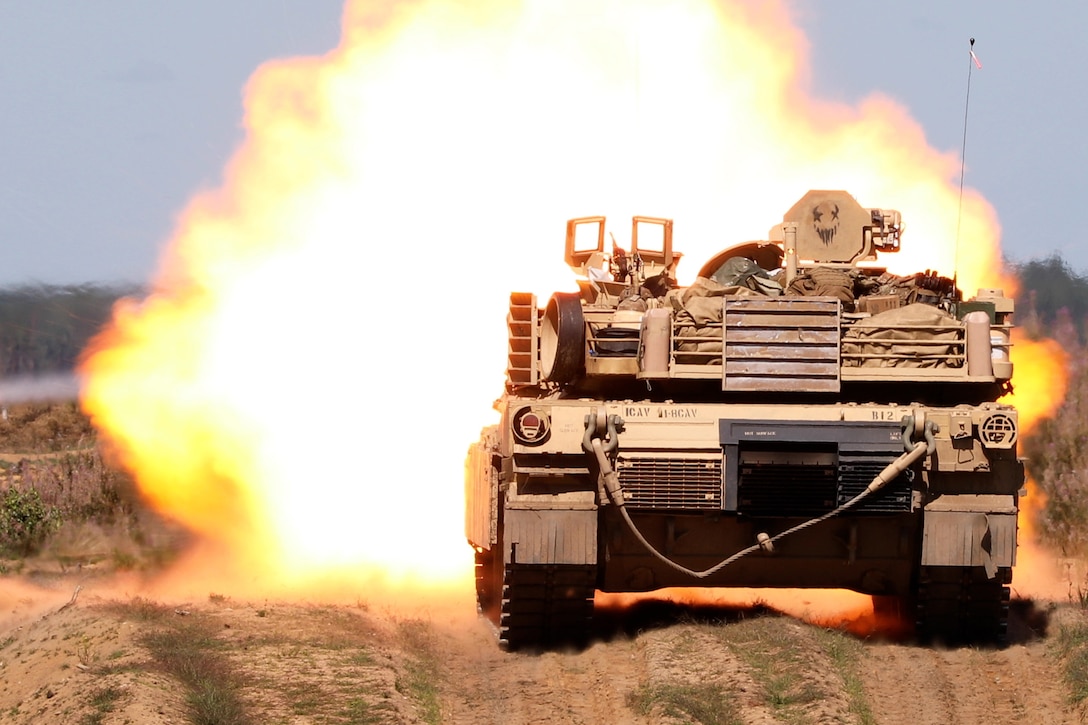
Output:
954,37,979,288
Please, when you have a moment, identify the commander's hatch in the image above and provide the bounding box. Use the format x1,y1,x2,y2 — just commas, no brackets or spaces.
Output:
565,215,679,298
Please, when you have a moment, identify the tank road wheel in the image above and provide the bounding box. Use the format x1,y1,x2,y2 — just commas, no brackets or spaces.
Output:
915,566,1012,645
499,563,597,651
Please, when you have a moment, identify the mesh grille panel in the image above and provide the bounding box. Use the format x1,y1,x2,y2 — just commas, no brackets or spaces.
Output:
837,453,912,512
618,457,722,511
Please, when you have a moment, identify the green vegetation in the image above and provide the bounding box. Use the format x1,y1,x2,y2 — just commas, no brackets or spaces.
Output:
140,612,249,725
813,628,876,725
81,685,127,725
209,605,400,724
1014,255,1088,344
627,682,742,725
1015,258,1088,557
0,403,163,567
87,599,251,724
1053,611,1088,705
395,619,444,725
712,617,824,717
0,402,95,454
624,615,868,725
1020,335,1088,556
0,486,59,556
1014,258,1088,707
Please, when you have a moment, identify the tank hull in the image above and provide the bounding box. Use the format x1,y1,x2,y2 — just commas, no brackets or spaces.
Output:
467,398,1021,648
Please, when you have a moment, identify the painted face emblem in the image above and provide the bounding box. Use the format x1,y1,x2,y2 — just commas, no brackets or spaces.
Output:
812,201,840,246
513,408,550,445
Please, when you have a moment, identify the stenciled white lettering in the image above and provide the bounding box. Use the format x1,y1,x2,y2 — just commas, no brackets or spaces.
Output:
657,408,698,419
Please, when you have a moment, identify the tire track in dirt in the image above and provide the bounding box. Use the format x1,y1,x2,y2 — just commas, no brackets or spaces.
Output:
437,617,650,725
860,617,1079,724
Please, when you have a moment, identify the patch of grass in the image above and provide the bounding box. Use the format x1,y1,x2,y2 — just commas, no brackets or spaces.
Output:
351,650,376,666
628,682,742,725
814,627,876,725
294,607,379,650
284,681,328,715
395,619,443,725
341,697,395,724
101,596,172,622
275,664,394,722
142,617,248,725
1054,615,1088,704
81,685,126,725
712,616,826,716
109,548,140,570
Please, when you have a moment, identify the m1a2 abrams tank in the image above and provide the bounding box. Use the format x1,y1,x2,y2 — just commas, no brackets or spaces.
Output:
466,190,1024,650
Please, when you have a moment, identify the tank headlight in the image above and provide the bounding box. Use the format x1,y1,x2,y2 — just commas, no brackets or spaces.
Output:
512,407,551,446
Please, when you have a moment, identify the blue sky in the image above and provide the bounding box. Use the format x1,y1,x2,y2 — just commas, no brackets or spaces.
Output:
1,1,1084,286
799,0,1088,276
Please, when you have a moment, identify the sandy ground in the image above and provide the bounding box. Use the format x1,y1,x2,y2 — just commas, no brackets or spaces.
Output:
0,567,1083,725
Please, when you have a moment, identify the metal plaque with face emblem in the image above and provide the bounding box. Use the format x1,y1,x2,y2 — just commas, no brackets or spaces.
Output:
782,190,875,263
512,407,551,446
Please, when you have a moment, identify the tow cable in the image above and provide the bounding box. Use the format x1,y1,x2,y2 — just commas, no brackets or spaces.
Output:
583,410,937,580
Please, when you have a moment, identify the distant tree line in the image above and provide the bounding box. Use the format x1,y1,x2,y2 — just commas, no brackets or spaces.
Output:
0,284,139,376
1008,255,1088,556
1012,254,1088,343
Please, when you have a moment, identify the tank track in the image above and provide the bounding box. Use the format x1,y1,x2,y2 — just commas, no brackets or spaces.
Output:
499,563,597,651
915,565,1011,645
474,549,502,622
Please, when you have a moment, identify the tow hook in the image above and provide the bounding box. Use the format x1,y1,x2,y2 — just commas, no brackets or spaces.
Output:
583,410,625,506
901,413,938,455
582,410,623,456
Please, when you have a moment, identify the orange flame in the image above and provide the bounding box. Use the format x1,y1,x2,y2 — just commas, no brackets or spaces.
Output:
1003,331,1069,433
1002,334,1071,600
78,0,1060,605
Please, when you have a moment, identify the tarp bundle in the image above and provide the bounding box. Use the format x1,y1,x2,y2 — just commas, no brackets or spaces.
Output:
669,277,737,362
666,256,963,368
786,267,855,305
842,303,963,368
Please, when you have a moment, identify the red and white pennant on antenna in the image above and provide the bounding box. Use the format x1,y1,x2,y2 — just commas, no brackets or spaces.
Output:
970,37,983,69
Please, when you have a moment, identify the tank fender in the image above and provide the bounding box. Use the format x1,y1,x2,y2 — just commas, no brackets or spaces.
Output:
504,508,597,566
465,427,501,549
921,494,1017,574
